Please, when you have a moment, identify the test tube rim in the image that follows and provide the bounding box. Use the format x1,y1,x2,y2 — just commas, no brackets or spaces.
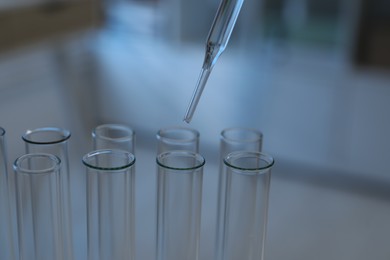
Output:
92,123,135,143
22,127,71,145
82,149,136,171
156,150,205,171
13,153,61,175
221,127,263,143
224,151,274,174
156,126,200,144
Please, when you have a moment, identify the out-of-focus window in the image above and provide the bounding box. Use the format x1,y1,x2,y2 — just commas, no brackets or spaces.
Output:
262,0,343,49
0,0,102,53
354,0,390,69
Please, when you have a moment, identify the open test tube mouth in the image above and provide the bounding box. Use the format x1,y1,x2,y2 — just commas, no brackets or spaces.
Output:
221,127,263,143
157,150,205,171
82,149,135,171
157,127,200,144
92,124,135,143
224,151,274,174
13,153,61,175
22,127,71,145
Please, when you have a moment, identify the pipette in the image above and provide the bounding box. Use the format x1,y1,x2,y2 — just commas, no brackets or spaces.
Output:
183,0,245,123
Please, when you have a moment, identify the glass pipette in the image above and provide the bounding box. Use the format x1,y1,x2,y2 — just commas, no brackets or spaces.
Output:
183,0,245,123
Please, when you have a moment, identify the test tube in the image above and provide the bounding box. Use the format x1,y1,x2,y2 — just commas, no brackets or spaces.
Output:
0,127,17,260
156,126,200,154
156,151,205,260
13,153,63,260
22,127,73,260
219,127,263,159
92,124,136,154
218,151,273,260
83,149,136,260
154,127,199,260
216,127,263,260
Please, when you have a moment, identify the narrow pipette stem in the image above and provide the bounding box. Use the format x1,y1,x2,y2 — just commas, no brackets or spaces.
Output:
183,67,212,123
183,0,244,123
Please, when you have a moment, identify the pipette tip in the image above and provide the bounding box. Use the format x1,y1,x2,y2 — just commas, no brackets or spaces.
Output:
183,107,194,124
182,68,211,124
183,117,191,124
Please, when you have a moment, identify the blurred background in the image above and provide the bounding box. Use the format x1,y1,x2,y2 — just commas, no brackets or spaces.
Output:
0,0,390,259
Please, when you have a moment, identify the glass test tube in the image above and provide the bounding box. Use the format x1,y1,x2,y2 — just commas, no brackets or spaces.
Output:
219,151,273,260
219,127,263,160
0,127,16,260
13,153,63,260
156,126,200,154
83,149,136,260
92,124,136,154
216,127,263,260
156,151,205,260
22,127,73,260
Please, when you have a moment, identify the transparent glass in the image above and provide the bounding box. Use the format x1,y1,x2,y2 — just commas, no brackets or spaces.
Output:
217,151,273,260
216,127,263,260
156,126,200,154
83,149,136,260
156,151,205,260
0,127,16,260
219,127,263,159
13,153,63,260
22,127,73,260
183,0,245,123
92,124,135,154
